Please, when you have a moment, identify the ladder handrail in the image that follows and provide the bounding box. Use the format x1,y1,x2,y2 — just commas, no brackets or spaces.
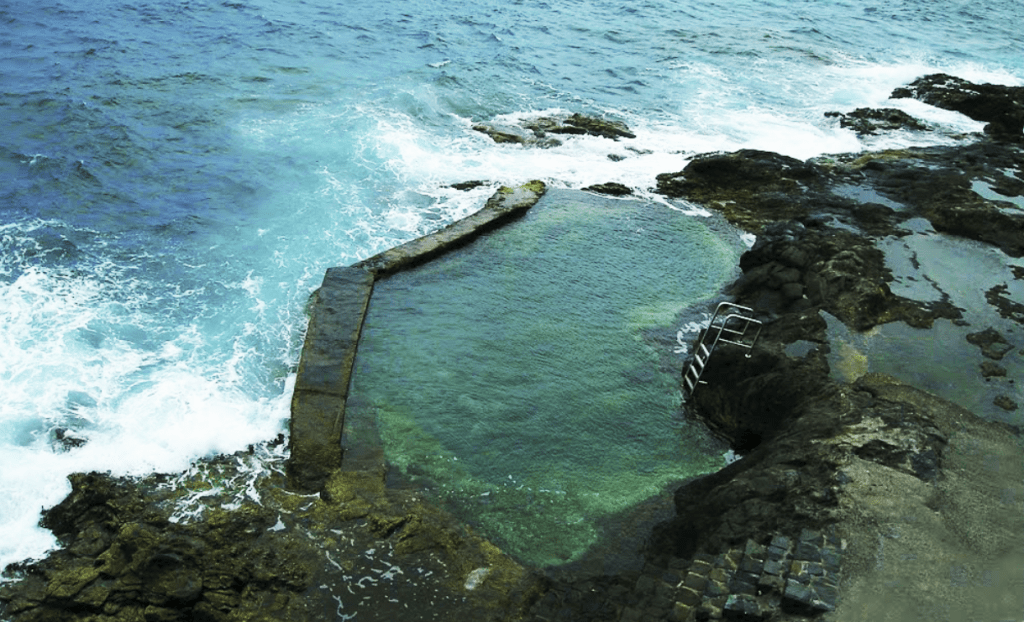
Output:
682,302,762,399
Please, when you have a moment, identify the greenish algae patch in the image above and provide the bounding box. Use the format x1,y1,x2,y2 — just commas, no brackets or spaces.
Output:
348,189,743,568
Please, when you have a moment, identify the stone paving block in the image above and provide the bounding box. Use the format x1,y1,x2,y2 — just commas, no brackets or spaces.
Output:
728,579,757,597
782,579,813,609
709,567,730,583
782,577,834,615
757,573,785,592
798,528,822,546
682,573,708,593
793,540,822,561
690,558,713,576
823,525,841,548
669,601,695,622
769,534,792,551
811,580,839,610
762,558,785,576
739,556,764,574
804,561,825,576
817,572,840,589
723,594,765,621
821,546,842,572
744,540,767,561
694,552,716,565
677,586,702,607
725,548,743,569
705,579,729,597
697,600,724,621
789,561,811,579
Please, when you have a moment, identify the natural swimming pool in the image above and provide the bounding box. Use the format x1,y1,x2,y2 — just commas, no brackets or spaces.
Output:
346,189,744,568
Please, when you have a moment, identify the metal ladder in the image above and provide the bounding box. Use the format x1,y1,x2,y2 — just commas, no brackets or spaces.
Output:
682,302,763,400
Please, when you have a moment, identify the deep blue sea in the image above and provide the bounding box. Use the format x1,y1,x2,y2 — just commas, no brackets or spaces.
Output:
2,0,1022,572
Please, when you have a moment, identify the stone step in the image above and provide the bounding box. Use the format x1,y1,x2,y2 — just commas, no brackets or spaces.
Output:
662,526,844,622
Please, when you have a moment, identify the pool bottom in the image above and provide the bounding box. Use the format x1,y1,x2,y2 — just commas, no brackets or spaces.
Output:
347,190,744,569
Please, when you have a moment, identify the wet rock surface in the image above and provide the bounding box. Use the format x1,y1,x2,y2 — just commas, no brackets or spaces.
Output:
583,182,634,196
473,112,636,148
1,451,540,622
824,108,931,135
891,73,1024,139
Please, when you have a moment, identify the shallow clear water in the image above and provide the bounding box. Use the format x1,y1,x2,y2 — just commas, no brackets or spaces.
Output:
348,190,739,566
1,0,1022,572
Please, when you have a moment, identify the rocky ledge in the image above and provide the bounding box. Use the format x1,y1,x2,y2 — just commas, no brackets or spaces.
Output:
3,75,1023,622
527,75,1024,622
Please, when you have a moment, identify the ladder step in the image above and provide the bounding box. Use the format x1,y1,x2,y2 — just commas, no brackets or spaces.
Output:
683,302,763,400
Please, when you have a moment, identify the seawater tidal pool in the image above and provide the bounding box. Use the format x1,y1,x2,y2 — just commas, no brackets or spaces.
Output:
347,190,743,568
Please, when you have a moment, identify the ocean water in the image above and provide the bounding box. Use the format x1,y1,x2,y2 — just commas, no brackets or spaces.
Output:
1,0,1022,573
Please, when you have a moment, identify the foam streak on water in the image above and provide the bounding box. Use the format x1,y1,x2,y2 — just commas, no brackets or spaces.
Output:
1,0,1022,573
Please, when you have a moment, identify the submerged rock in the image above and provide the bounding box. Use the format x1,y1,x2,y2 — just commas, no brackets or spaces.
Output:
966,327,1015,360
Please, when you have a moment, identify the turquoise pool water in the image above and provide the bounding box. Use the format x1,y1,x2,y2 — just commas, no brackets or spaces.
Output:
347,190,742,567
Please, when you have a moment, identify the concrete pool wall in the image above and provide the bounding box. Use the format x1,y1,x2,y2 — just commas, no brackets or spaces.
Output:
287,182,548,493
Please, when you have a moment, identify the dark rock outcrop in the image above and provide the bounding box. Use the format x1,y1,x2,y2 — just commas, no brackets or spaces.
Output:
728,219,962,330
656,150,825,231
583,181,633,196
825,107,931,135
966,327,1015,360
523,113,636,141
892,73,1024,139
473,112,635,147
1,457,541,622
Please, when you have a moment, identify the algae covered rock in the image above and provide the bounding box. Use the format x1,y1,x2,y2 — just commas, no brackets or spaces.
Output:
1,451,541,622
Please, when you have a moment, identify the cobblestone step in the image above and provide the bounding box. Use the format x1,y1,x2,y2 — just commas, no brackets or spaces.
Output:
526,525,845,622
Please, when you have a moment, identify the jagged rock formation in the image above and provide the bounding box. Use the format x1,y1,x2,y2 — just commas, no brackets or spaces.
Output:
472,112,635,147
892,73,1024,139
825,108,931,135
0,457,540,622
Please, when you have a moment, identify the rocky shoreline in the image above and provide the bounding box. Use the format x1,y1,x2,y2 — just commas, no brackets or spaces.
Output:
3,74,1023,622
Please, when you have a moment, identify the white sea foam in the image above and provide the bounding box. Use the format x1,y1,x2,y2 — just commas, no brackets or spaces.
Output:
0,259,293,575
